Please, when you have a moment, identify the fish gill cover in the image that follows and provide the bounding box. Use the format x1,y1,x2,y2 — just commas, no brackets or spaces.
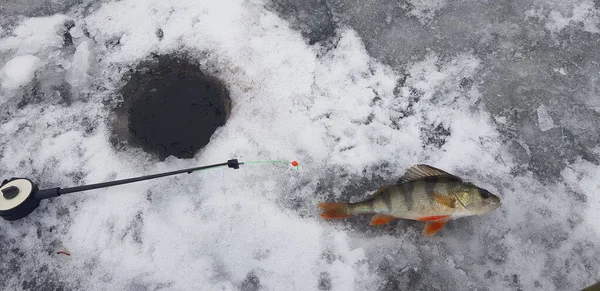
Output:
0,0,599,290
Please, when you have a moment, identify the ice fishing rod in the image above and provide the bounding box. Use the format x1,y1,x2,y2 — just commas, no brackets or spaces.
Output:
0,159,300,221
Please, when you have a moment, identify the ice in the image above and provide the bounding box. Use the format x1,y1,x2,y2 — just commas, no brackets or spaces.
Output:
536,105,555,131
545,0,600,33
65,40,91,87
267,0,336,45
0,0,599,290
68,25,84,39
0,54,41,90
0,0,82,19
406,0,448,22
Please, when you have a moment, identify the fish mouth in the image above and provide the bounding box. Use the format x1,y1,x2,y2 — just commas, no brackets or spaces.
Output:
492,195,502,205
489,198,502,209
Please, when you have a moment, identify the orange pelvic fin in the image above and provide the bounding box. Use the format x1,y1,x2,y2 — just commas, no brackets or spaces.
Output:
417,215,451,221
423,219,450,236
319,202,350,219
369,214,396,226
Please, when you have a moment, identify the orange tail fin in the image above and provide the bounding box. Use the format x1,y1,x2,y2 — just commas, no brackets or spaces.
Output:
318,202,350,219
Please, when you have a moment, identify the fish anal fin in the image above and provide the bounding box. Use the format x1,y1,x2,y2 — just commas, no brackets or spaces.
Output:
434,193,456,208
417,215,451,221
369,214,396,226
423,219,450,236
397,164,461,184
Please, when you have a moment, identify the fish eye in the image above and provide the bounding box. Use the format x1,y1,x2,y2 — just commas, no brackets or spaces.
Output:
480,189,492,199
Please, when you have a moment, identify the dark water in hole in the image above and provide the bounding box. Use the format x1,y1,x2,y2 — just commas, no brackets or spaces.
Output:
115,56,230,159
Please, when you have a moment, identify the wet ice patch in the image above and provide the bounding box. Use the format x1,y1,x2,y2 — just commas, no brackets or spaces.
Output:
0,54,41,90
547,0,600,33
526,0,600,34
406,0,448,23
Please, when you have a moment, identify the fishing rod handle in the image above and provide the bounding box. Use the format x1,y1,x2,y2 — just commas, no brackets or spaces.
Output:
34,188,61,200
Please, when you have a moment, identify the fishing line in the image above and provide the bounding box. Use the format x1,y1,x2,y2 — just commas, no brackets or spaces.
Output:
242,159,300,170
0,158,300,221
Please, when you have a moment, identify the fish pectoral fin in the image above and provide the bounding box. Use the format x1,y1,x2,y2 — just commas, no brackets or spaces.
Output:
423,219,450,236
369,214,396,226
434,193,456,208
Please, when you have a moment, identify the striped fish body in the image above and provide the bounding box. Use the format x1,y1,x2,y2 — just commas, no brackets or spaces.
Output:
318,165,501,236
349,177,472,220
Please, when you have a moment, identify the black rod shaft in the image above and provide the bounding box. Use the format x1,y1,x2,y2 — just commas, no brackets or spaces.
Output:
57,161,238,195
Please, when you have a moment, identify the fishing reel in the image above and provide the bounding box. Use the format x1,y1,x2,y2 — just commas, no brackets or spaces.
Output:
0,178,45,221
0,178,64,221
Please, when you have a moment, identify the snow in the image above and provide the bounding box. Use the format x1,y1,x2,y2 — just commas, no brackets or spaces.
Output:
562,159,600,238
0,54,41,90
0,0,599,290
0,14,71,54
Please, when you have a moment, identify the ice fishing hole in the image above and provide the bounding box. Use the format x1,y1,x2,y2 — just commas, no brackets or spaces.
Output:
112,55,231,159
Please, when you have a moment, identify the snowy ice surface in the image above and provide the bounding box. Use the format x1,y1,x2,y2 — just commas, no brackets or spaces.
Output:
0,0,599,290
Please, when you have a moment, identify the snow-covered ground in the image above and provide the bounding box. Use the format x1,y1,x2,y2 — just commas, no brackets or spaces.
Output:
1,0,599,290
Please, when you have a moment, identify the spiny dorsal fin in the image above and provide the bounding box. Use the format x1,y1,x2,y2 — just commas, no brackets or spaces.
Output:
397,164,461,184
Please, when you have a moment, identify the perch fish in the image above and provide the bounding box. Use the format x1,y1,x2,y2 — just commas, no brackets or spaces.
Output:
318,165,501,236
